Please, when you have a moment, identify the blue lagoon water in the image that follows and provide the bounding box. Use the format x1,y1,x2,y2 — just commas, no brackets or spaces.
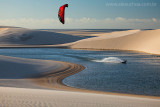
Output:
0,48,160,96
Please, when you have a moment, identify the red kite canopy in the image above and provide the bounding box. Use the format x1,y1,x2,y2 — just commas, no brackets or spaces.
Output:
58,4,68,24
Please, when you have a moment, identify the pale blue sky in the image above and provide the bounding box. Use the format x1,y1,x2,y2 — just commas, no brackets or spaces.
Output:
0,0,160,29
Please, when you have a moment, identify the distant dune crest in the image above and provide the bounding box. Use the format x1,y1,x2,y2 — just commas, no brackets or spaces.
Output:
0,26,160,55
0,27,84,45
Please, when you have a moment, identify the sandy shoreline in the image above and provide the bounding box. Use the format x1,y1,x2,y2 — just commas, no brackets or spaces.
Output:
0,54,159,99
0,56,160,107
32,61,160,100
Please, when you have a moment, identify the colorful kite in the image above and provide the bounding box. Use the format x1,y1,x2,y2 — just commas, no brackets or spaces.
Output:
58,4,68,24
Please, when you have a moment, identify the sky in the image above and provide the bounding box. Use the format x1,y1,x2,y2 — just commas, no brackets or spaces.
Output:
0,0,160,29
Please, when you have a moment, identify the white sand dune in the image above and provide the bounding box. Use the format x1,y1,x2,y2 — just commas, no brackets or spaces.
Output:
0,86,160,107
0,55,66,89
0,27,84,45
71,29,140,42
70,29,160,55
0,55,61,79
0,55,83,89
